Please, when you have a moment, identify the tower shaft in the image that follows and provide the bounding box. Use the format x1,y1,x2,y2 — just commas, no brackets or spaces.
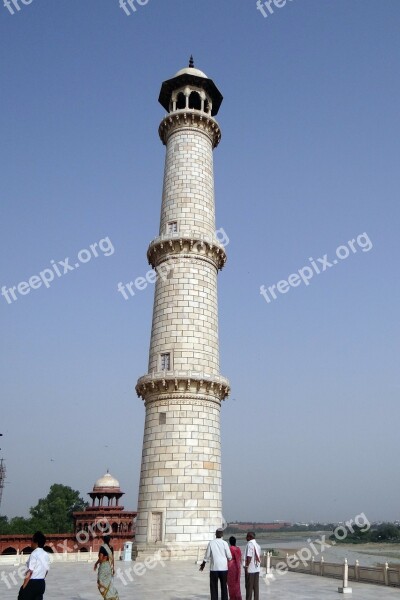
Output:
134,64,229,560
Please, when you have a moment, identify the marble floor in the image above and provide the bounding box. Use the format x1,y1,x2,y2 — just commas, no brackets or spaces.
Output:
1,560,399,599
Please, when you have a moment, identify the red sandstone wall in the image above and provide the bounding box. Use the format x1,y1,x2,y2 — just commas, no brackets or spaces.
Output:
0,532,133,555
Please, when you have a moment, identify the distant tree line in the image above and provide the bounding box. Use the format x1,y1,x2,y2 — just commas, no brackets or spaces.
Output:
330,523,400,544
0,484,87,535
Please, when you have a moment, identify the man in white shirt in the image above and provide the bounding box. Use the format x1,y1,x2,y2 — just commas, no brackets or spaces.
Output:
244,531,261,600
18,531,50,600
200,528,232,600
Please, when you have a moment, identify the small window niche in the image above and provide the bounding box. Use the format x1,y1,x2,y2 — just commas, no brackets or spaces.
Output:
160,352,171,371
159,412,166,425
167,221,178,234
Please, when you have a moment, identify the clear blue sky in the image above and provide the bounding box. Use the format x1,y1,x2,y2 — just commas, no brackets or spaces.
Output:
1,0,399,524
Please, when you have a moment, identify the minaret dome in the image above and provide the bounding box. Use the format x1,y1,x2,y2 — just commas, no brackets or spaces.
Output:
158,57,223,117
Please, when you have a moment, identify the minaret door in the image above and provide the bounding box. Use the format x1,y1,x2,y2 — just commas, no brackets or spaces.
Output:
150,512,162,543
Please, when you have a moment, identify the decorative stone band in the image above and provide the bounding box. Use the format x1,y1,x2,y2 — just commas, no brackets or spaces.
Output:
147,234,227,271
136,371,230,403
159,111,222,148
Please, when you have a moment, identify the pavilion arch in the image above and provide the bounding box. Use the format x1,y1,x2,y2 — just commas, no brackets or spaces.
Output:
176,92,186,110
188,91,201,110
112,522,119,533
44,546,54,553
2,547,17,555
79,547,89,552
22,546,33,554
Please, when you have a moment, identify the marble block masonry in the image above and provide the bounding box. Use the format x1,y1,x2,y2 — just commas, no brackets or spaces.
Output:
133,58,230,560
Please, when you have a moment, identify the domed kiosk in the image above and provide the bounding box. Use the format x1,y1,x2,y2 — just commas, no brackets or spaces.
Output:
74,471,137,547
89,471,124,507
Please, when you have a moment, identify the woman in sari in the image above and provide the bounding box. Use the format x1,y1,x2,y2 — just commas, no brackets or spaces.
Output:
227,536,242,600
94,535,120,600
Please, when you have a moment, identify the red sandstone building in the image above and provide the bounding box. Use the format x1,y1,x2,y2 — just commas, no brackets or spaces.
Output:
0,472,136,556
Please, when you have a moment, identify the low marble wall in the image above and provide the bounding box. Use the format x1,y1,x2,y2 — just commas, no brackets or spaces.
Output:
262,553,400,588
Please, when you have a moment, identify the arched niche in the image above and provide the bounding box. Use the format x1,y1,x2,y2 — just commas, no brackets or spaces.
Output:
188,91,201,110
176,92,186,110
2,547,17,555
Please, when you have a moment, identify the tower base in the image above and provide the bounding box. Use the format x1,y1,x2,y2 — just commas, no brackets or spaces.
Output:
132,542,207,562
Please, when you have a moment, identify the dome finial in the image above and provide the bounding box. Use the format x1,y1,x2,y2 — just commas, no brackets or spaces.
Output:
189,55,194,68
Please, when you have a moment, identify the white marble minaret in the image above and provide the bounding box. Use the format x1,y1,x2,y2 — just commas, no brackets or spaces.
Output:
133,58,229,560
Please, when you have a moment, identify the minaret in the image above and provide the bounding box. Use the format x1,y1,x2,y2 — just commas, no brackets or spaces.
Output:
133,58,229,560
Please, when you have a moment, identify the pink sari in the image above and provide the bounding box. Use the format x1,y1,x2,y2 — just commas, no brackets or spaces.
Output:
227,545,242,600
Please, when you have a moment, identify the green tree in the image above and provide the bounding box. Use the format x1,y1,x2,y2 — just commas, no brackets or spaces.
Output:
371,523,400,542
0,515,10,534
8,516,35,534
29,484,87,533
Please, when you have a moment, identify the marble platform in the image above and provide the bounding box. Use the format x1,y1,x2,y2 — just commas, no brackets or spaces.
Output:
1,560,399,599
